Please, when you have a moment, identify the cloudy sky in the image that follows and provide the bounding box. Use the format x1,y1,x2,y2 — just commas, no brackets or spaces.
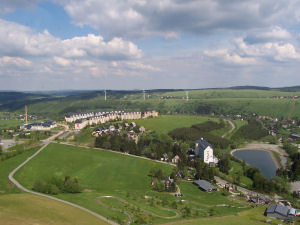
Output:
1,0,300,90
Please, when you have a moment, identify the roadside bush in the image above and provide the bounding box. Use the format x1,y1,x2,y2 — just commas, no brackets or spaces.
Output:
33,175,82,195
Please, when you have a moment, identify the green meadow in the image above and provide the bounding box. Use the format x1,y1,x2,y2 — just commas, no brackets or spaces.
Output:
16,143,250,224
0,194,107,225
0,120,25,129
162,89,300,99
135,115,218,135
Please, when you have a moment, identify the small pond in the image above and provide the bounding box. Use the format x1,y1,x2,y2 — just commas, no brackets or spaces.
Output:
233,149,277,179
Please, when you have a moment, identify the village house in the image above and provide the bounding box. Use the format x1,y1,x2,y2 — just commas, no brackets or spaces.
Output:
193,180,217,192
265,204,296,221
249,195,270,205
161,153,168,162
164,177,175,191
172,155,180,164
139,126,146,133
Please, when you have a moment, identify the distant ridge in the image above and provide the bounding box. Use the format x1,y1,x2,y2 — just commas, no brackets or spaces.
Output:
229,86,270,90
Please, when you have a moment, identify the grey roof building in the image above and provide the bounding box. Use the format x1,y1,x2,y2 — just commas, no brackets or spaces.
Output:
193,179,217,192
265,204,296,221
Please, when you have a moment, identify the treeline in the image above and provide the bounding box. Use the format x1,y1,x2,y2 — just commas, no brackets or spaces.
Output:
168,121,231,149
95,134,188,163
238,161,289,194
232,119,268,141
194,158,215,181
33,176,82,195
281,140,300,181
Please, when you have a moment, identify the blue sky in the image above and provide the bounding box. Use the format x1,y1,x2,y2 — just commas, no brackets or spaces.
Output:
0,0,300,90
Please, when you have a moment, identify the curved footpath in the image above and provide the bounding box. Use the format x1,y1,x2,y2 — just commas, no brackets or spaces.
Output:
8,127,118,225
222,119,236,138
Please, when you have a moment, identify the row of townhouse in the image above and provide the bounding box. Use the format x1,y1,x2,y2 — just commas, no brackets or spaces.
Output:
65,111,125,123
73,110,158,130
20,120,57,131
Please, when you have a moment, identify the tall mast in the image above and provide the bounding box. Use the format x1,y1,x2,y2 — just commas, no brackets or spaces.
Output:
25,105,28,123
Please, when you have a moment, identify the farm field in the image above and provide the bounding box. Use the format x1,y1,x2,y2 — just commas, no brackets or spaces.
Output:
15,143,250,224
135,115,218,135
161,89,300,99
0,194,107,225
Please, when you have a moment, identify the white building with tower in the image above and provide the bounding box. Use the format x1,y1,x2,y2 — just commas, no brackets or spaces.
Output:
194,138,218,165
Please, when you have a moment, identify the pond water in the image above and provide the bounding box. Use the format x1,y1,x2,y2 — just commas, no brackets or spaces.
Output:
233,149,277,179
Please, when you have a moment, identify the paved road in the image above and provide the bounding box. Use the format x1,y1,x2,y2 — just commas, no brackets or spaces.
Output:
222,119,236,138
215,176,271,199
8,127,117,225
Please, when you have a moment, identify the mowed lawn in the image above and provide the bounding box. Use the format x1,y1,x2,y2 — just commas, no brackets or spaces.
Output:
16,143,173,193
0,194,107,225
135,115,217,135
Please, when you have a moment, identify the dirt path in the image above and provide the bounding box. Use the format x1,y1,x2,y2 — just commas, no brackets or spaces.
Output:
8,127,117,225
222,119,236,138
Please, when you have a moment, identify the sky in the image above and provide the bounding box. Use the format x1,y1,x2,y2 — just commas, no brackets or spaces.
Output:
0,0,300,91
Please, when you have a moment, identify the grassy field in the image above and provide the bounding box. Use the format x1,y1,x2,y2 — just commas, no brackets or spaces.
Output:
135,115,218,135
0,147,40,194
162,206,281,225
161,89,300,99
16,143,251,224
0,120,25,129
0,194,107,225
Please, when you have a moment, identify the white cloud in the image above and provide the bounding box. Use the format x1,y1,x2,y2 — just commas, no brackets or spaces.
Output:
204,37,300,67
204,49,258,65
0,0,40,15
244,26,292,44
0,56,32,67
55,0,300,38
0,19,142,61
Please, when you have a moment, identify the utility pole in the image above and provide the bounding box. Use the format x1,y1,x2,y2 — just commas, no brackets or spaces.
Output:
143,89,146,101
104,90,107,101
186,91,189,101
25,105,28,124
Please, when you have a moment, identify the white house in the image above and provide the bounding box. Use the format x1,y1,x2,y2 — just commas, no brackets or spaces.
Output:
194,138,218,165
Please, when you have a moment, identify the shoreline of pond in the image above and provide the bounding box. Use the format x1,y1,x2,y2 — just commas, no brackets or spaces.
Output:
231,148,280,170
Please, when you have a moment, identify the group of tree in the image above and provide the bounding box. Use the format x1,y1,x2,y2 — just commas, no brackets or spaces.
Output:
281,140,300,181
218,154,231,174
232,119,268,141
240,161,289,194
168,121,231,149
95,133,190,165
33,175,82,195
95,134,139,155
194,158,215,181
149,168,177,192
